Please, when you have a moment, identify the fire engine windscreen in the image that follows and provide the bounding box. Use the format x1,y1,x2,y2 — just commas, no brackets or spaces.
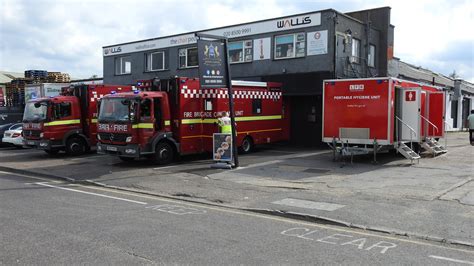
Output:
98,98,137,122
23,102,48,122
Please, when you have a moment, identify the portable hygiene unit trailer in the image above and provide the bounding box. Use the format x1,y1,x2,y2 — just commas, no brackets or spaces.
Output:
322,77,447,163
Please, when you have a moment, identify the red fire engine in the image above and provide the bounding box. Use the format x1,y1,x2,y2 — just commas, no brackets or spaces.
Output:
322,77,446,162
96,77,289,164
23,85,133,155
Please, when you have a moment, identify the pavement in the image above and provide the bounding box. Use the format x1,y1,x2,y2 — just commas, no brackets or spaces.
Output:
0,132,473,248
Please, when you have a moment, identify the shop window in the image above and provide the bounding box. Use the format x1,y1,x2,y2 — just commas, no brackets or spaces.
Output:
252,99,262,114
368,44,376,67
229,40,253,63
204,99,213,111
115,56,131,75
179,47,198,68
55,102,71,119
146,52,165,71
274,33,305,59
351,38,360,64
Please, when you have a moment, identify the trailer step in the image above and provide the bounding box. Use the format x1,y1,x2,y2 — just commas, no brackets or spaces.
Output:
422,138,447,156
397,142,420,163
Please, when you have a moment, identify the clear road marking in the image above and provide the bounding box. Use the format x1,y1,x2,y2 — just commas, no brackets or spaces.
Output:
4,169,473,255
34,182,148,205
429,255,474,265
272,198,345,211
281,227,397,254
145,204,206,215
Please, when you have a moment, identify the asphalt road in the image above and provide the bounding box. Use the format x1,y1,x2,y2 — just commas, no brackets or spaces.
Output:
1,171,473,265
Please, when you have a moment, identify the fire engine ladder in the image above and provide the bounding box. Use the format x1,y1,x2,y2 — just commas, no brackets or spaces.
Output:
419,115,447,156
395,116,421,163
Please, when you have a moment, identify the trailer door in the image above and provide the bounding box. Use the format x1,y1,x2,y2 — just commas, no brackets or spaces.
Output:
427,91,445,138
396,87,421,142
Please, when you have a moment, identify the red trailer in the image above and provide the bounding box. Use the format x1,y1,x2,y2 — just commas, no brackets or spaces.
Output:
96,77,290,164
0,87,4,107
322,77,446,162
23,84,133,155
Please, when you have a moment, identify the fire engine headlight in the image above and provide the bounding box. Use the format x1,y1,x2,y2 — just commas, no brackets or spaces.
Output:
97,134,101,140
126,136,132,143
40,132,44,138
125,149,136,154
39,142,48,147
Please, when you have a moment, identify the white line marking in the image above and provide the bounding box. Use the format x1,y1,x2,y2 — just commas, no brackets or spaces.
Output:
429,255,474,265
153,164,182,170
234,150,330,170
35,182,147,205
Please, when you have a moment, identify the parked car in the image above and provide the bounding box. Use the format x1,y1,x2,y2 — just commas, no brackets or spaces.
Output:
2,123,23,147
0,123,14,146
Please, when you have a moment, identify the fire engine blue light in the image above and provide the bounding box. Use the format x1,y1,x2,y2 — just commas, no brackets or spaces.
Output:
133,90,140,94
377,80,383,84
111,91,116,94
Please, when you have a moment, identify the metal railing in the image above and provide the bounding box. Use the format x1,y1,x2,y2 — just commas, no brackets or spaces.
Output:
419,114,438,136
395,116,417,150
443,120,451,149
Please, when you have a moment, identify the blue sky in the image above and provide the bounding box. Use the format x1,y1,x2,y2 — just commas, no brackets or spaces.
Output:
1,0,473,82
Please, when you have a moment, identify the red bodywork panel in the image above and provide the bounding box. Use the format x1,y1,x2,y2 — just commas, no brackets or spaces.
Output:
323,79,392,144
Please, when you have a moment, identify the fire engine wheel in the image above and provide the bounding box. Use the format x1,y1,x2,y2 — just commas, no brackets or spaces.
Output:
240,136,254,154
152,142,174,165
65,137,86,156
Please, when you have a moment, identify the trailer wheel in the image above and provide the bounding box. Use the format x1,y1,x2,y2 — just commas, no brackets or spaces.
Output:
119,156,134,162
44,149,59,156
240,136,254,154
65,137,86,156
151,142,174,165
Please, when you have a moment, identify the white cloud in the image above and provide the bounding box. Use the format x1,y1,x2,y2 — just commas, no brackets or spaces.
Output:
0,0,472,82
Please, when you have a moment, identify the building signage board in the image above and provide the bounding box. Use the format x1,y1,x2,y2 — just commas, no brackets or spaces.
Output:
197,40,228,88
307,30,328,56
103,13,321,56
253,38,271,60
213,133,233,162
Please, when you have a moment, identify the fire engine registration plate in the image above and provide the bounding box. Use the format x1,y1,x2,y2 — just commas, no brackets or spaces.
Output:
106,146,118,152
27,141,35,145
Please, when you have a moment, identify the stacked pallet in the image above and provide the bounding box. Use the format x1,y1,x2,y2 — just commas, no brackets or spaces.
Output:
48,72,71,83
5,78,31,107
25,70,48,84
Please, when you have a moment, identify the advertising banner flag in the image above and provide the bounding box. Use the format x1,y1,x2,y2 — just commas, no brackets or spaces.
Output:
197,40,228,88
